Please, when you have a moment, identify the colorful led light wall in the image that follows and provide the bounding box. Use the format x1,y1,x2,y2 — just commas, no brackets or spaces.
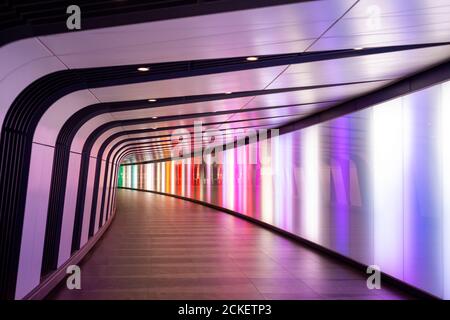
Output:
119,81,450,299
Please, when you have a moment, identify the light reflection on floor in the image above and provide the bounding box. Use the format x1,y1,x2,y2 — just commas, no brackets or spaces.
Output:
48,190,412,300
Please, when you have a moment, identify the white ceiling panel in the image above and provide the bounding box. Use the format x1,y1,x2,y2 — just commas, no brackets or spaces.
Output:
0,56,66,128
116,132,175,146
109,96,253,120
309,0,450,51
246,80,391,111
271,46,450,89
0,38,53,81
39,0,356,68
228,102,334,122
91,66,286,102
219,114,304,131
119,113,235,132
107,95,335,122
112,124,263,152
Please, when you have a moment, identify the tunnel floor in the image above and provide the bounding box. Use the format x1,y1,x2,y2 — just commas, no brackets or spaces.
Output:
48,189,412,300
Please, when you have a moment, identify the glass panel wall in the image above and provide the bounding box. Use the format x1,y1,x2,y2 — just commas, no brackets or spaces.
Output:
119,81,450,298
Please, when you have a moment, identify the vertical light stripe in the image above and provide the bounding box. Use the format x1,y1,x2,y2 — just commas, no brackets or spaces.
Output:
145,163,151,190
301,125,320,242
132,165,138,189
224,147,235,210
126,165,132,188
274,133,284,227
206,154,212,203
242,145,248,215
442,81,450,299
171,161,175,194
186,158,191,198
156,162,161,191
181,159,185,196
160,162,166,192
260,136,273,224
372,98,404,279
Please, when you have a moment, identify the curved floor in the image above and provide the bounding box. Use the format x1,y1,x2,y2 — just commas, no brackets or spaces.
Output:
48,189,411,300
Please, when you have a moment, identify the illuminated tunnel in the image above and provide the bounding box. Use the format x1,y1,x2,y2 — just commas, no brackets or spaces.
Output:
0,0,449,301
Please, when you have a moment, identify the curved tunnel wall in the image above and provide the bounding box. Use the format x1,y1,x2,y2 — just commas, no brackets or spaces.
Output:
0,0,448,303
0,50,447,301
0,46,342,300
119,80,450,299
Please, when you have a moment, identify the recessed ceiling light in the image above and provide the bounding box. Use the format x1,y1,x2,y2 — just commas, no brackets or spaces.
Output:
225,92,232,94
354,47,364,50
246,56,258,61
148,99,157,102
152,116,158,119
138,67,150,72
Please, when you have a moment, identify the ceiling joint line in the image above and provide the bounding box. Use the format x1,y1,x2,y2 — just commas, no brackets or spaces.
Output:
36,36,72,71
304,0,360,52
221,0,360,128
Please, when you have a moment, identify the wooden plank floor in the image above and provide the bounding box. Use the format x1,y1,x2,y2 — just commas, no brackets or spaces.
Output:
48,189,411,300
